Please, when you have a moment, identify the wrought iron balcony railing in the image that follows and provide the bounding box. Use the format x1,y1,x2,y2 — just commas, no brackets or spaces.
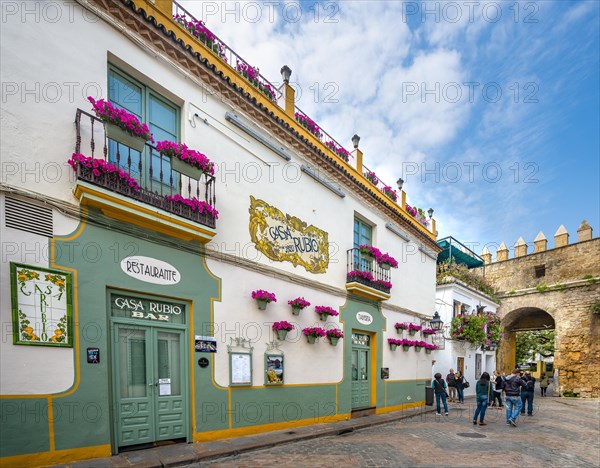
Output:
74,108,217,229
346,248,392,294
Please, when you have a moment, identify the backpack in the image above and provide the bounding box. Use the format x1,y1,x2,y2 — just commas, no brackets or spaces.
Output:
496,376,506,390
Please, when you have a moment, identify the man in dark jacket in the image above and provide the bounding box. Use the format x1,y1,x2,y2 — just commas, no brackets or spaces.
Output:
520,371,536,416
504,369,527,426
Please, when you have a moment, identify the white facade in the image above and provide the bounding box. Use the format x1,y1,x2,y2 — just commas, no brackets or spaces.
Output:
433,278,499,396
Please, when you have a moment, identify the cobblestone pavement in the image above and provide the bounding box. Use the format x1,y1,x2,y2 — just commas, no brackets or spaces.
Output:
188,397,599,468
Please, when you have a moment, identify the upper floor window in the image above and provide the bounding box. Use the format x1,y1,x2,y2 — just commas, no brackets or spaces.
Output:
108,66,180,194
534,264,546,278
353,217,372,248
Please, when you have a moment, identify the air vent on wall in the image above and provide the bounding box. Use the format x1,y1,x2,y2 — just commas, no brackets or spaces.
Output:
4,197,53,238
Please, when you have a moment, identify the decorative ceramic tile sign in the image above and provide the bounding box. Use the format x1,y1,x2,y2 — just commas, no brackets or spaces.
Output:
248,196,329,273
10,263,73,347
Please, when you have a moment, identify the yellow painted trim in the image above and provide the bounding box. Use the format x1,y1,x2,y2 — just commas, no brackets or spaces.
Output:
227,387,233,430
47,397,55,451
345,282,391,301
193,413,349,443
139,2,436,241
370,330,377,407
0,444,111,468
189,297,196,435
74,183,216,243
376,401,425,415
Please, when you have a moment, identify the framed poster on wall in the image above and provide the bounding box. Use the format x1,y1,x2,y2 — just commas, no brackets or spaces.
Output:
230,352,252,386
265,354,284,385
10,263,73,347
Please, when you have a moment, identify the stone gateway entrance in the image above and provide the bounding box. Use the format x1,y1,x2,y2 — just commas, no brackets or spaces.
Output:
477,222,600,397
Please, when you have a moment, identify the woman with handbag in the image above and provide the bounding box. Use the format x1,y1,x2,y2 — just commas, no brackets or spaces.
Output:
432,372,449,416
455,371,466,403
472,372,491,426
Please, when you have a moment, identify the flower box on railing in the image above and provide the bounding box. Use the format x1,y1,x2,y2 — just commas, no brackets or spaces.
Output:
156,141,214,179
324,141,350,162
173,14,227,61
88,97,153,151
364,170,379,186
295,112,322,139
235,62,277,102
381,186,397,202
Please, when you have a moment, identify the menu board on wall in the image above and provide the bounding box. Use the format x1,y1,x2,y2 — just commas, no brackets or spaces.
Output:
230,353,252,386
10,263,72,347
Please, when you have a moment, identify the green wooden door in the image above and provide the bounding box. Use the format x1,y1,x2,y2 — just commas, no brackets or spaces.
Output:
351,333,371,409
113,324,187,448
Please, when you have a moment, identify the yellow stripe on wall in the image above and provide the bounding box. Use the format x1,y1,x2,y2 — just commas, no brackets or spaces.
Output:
0,445,111,468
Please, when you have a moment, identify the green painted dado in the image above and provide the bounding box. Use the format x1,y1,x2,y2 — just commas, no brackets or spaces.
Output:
229,385,338,428
384,379,428,408
0,398,50,457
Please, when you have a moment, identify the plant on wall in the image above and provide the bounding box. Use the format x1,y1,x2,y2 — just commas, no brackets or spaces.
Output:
437,260,500,303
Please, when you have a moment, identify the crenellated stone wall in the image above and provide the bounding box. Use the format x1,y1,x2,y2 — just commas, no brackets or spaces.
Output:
474,221,600,397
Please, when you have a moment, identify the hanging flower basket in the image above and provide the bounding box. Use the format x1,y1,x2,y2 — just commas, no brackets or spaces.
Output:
303,327,326,344
408,323,422,336
326,329,343,346
395,323,408,334
251,290,276,310
272,321,293,341
388,338,401,351
414,345,422,352
315,306,339,322
288,297,310,316
402,345,410,351
425,348,432,354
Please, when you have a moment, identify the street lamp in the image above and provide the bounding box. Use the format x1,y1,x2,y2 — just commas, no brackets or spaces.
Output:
428,208,434,219
352,134,360,149
280,65,292,83
396,178,404,192
430,311,443,331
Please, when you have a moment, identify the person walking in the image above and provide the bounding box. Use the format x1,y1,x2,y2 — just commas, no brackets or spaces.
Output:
504,368,527,427
490,370,504,408
455,370,466,404
432,372,449,416
539,372,549,397
446,369,456,402
520,371,536,415
473,372,492,426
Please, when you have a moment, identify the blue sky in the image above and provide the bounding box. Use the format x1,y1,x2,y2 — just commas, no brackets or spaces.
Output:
183,0,599,258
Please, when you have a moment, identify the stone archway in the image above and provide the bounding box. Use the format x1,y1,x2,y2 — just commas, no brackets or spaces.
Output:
497,307,556,373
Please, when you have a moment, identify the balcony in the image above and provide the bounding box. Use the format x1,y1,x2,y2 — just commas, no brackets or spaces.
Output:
72,109,217,243
346,248,392,301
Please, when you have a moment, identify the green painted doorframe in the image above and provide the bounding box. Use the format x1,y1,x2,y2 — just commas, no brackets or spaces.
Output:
107,290,190,453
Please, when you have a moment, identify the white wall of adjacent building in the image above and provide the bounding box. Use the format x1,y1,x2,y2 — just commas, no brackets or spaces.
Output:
433,281,499,397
